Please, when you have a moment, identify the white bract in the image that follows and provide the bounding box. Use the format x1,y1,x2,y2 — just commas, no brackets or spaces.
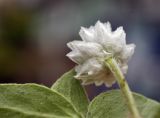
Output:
67,21,135,87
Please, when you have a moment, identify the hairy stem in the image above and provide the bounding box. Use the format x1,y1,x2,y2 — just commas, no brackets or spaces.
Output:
105,57,141,118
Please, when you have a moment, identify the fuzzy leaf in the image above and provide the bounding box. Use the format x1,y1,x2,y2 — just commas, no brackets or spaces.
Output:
51,69,89,118
87,90,160,118
0,84,81,118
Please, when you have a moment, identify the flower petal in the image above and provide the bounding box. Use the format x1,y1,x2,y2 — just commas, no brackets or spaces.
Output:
79,26,95,42
94,20,109,43
95,21,107,34
113,26,126,45
104,79,116,87
102,26,126,53
120,64,128,74
95,80,103,86
104,22,112,33
75,58,103,77
66,51,85,64
67,41,107,59
121,44,136,61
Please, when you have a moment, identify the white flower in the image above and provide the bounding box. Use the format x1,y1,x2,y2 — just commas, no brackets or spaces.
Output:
66,21,135,87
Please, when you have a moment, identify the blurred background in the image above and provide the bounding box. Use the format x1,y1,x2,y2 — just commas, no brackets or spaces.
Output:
0,0,160,101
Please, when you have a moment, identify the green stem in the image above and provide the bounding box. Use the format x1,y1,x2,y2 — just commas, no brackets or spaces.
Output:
105,57,141,118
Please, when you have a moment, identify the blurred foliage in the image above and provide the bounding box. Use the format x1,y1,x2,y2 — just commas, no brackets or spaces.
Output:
0,3,33,75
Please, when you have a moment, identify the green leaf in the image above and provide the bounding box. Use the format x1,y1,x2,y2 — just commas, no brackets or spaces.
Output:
0,107,45,118
87,90,160,118
51,69,89,118
0,84,81,118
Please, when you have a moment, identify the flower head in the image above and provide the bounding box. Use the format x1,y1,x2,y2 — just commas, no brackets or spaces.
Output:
67,21,135,87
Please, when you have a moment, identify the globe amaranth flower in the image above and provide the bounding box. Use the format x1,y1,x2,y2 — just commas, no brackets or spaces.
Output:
66,21,135,87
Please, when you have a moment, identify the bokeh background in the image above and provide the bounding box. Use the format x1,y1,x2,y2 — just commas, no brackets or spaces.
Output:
0,0,160,101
